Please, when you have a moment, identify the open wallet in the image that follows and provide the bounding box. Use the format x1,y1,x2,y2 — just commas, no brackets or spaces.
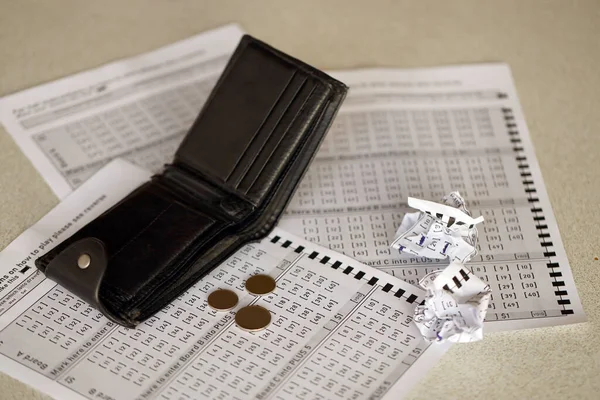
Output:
34,35,348,328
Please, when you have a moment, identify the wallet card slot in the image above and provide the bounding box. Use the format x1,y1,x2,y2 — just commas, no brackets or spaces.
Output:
227,72,308,187
174,42,298,184
239,81,329,201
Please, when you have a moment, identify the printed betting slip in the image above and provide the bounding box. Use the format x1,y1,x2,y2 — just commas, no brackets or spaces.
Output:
280,67,586,331
0,160,449,400
0,24,585,332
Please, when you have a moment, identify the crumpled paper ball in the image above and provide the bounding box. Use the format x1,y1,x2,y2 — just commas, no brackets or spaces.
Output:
414,262,491,343
390,192,484,263
390,192,491,343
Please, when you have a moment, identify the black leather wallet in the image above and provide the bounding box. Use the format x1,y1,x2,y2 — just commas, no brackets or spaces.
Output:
35,35,347,327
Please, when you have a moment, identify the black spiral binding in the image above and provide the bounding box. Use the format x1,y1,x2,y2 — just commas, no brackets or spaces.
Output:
501,108,573,315
269,235,422,305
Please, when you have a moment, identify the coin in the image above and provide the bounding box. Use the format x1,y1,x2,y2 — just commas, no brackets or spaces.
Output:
245,274,276,295
207,289,238,311
235,305,271,331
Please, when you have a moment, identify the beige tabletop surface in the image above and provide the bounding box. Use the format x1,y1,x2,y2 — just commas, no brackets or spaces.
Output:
1,1,599,399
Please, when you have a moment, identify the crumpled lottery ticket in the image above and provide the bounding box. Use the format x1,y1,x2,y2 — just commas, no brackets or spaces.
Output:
390,192,491,342
390,192,484,263
414,262,491,343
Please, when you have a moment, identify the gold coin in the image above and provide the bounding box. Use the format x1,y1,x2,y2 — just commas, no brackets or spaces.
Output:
207,289,238,311
235,305,271,331
245,274,276,296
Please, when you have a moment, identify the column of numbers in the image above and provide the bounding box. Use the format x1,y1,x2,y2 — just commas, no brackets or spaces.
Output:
0,287,111,376
275,289,422,400
470,261,561,320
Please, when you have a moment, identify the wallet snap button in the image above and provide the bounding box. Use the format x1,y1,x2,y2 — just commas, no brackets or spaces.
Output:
77,253,91,269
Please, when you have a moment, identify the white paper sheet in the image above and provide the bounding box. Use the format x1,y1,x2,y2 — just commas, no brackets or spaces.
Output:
280,65,586,331
0,160,448,400
0,23,244,198
0,28,585,331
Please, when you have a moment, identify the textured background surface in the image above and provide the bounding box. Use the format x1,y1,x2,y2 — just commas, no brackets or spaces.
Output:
0,1,599,399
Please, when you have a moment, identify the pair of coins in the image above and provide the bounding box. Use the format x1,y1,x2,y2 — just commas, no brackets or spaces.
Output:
207,274,276,331
207,275,276,309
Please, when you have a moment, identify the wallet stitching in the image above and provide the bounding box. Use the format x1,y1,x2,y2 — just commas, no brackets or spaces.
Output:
108,204,174,261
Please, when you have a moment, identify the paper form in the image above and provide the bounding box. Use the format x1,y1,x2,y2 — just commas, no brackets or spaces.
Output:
0,24,244,198
280,65,585,330
0,160,448,400
0,27,584,331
